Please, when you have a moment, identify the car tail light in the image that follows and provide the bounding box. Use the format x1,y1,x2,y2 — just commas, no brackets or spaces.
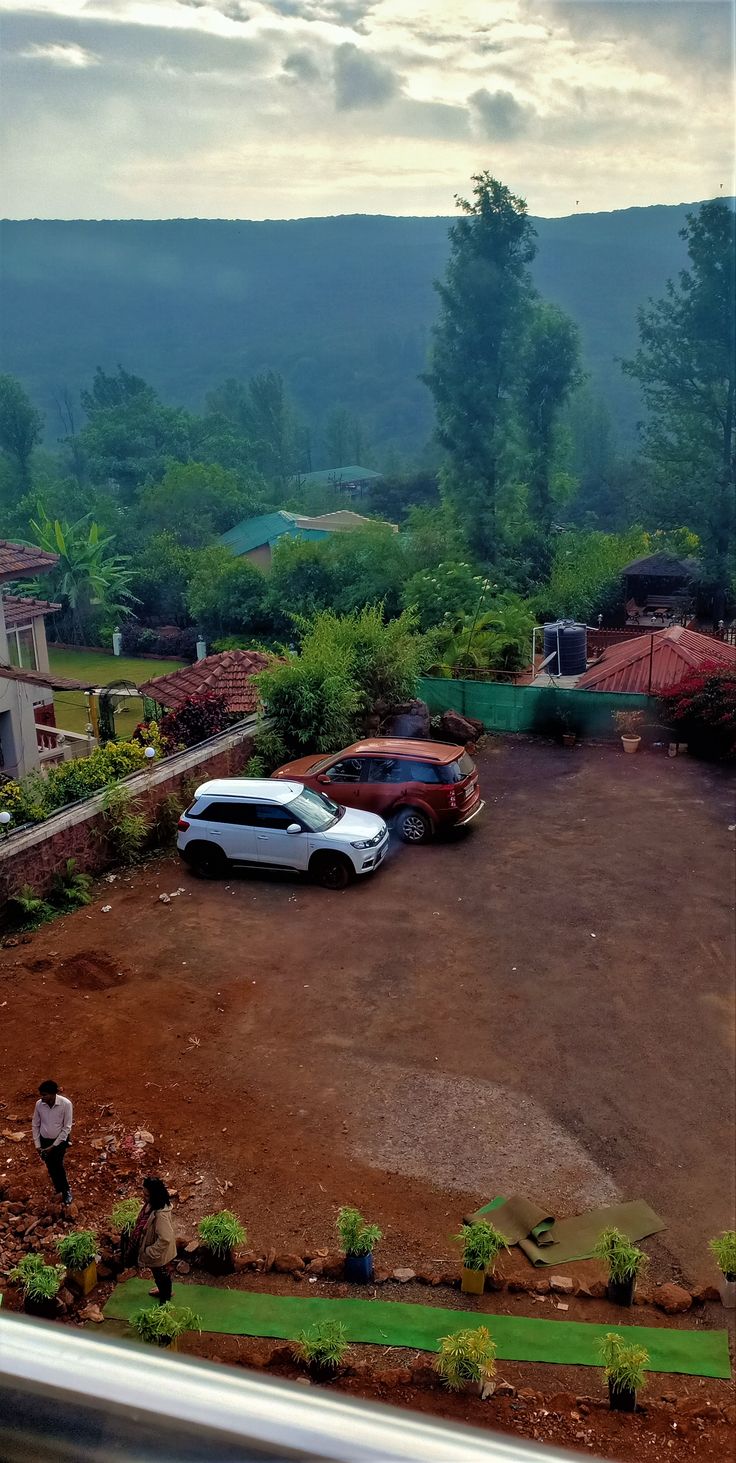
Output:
177,818,190,831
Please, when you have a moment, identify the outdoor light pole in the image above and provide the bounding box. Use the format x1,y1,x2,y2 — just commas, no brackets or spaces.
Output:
0,810,11,839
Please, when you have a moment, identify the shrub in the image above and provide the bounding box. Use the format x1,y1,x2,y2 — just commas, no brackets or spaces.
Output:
99,784,150,862
659,664,736,759
598,1332,648,1394
159,692,235,750
454,1220,507,1273
403,561,487,632
613,709,645,739
593,1227,648,1284
50,858,93,908
709,1231,736,1279
245,728,289,778
197,1210,246,1257
57,1230,97,1270
293,1320,349,1371
435,1325,497,1392
0,740,150,828
131,1301,201,1344
336,1206,382,1257
111,1198,143,1236
10,1253,65,1300
9,884,55,926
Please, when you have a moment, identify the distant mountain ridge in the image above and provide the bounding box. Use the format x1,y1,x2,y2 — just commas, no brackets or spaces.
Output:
0,200,725,458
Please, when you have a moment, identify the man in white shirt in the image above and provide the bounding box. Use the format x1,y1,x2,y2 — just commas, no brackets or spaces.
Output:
32,1080,73,1205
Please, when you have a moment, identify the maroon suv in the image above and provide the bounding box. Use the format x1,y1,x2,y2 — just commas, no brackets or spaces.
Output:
272,738,484,843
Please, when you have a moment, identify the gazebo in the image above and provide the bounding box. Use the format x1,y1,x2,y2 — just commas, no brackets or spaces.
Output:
621,553,699,627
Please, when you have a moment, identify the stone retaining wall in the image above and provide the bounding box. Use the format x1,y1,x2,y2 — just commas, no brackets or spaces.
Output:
0,717,258,914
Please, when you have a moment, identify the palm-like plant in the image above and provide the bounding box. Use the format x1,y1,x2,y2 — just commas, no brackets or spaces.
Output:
427,596,535,676
28,510,138,644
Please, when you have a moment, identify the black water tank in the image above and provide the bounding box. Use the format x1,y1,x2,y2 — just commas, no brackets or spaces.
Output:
543,620,588,676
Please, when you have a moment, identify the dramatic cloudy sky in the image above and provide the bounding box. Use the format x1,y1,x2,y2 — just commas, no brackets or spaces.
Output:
1,0,732,218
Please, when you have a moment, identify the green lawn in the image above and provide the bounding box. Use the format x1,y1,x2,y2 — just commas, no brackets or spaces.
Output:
48,648,186,737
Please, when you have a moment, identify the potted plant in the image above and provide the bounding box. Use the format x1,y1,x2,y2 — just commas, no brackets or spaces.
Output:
435,1325,497,1396
599,1331,648,1412
336,1205,383,1284
454,1220,506,1295
613,709,644,754
9,1253,65,1318
593,1226,648,1305
293,1320,350,1381
57,1230,98,1295
197,1210,246,1275
111,1197,143,1264
131,1301,201,1350
709,1230,736,1309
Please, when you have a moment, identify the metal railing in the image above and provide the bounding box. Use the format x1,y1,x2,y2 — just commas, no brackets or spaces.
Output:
0,1312,582,1463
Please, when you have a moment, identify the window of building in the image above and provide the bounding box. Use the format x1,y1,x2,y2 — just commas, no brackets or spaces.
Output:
7,623,38,671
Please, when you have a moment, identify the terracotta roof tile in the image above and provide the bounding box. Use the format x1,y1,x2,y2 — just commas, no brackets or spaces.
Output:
0,540,58,582
578,625,736,693
0,663,94,691
138,649,273,714
2,594,62,627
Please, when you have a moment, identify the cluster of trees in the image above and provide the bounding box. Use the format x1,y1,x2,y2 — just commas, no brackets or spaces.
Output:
0,181,731,663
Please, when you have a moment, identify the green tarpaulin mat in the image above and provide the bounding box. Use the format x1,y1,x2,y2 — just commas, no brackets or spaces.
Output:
104,1279,730,1379
468,1197,666,1266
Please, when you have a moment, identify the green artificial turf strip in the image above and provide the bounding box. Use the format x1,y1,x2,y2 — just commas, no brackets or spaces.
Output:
104,1280,730,1379
470,1197,665,1266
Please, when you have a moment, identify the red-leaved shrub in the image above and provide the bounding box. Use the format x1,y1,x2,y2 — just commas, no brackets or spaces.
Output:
159,692,234,749
659,662,736,759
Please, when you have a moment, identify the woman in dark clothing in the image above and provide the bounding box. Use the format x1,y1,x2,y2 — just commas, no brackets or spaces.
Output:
129,1177,177,1303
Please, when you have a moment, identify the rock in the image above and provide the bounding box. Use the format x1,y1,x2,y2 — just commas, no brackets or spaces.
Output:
263,1247,277,1274
376,1366,412,1389
517,1387,538,1403
495,1380,516,1397
550,1275,574,1293
438,1268,459,1288
676,1397,722,1421
58,1287,74,1306
273,1253,305,1274
575,1284,595,1299
548,1392,576,1411
184,1240,199,1254
508,1278,532,1293
534,1279,551,1294
305,1258,325,1276
159,894,171,904
692,1284,720,1304
415,1271,441,1286
80,1304,105,1323
381,700,430,740
436,709,485,746
373,1268,391,1284
321,1256,345,1281
176,1261,191,1275
652,1282,692,1314
392,1267,416,1283
588,1280,607,1299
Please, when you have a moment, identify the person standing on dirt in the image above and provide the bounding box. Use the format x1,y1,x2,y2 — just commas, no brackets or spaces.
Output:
128,1177,177,1303
32,1080,73,1206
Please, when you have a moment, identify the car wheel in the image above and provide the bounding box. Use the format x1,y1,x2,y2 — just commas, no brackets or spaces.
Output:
187,843,228,879
311,852,354,890
395,807,432,844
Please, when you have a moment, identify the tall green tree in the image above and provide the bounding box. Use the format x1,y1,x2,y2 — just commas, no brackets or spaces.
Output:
208,372,302,487
0,375,43,488
186,545,268,641
623,199,735,597
77,367,191,499
519,302,582,537
29,510,137,643
425,174,537,560
137,462,257,547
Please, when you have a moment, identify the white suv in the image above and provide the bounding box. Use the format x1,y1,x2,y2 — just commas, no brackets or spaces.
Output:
177,779,389,889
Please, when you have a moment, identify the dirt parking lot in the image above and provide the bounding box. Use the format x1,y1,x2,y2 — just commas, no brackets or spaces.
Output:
2,739,733,1283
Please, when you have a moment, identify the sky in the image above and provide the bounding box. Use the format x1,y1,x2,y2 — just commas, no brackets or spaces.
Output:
1,0,733,219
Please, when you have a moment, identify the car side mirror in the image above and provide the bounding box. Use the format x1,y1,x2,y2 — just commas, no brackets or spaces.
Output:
286,823,302,835
317,774,331,784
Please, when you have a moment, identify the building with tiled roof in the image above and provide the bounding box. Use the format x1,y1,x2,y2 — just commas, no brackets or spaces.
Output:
577,625,736,695
138,650,273,717
0,540,58,582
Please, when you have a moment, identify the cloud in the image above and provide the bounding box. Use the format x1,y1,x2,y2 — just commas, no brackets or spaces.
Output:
19,41,99,67
530,0,734,72
282,46,322,82
259,0,377,25
470,87,531,140
333,42,399,110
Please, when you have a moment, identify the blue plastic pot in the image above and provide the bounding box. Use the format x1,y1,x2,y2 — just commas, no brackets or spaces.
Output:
344,1252,374,1284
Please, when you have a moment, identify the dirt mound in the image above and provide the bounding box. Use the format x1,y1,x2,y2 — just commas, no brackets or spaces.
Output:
26,957,53,972
56,952,128,992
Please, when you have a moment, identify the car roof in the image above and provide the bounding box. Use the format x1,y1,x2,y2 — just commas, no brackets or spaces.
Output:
343,738,465,764
194,778,303,802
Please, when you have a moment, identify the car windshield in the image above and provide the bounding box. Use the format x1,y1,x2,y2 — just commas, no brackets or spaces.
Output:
437,751,476,784
288,786,343,831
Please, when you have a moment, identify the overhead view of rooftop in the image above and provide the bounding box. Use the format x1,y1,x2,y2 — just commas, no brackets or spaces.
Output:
0,1,734,1460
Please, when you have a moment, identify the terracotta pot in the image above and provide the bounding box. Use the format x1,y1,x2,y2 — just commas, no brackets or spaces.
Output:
621,735,641,754
460,1266,486,1295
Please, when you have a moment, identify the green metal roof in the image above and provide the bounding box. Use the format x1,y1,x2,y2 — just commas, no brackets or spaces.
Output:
296,465,382,489
219,511,331,557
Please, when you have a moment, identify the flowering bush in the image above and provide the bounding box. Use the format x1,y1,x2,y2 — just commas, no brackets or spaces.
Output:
659,663,736,759
0,740,148,827
131,719,169,756
159,692,234,750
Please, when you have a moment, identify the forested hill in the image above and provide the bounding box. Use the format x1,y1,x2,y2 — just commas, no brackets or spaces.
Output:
0,201,719,456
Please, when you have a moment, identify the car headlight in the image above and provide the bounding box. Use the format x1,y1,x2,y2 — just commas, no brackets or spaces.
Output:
351,830,383,848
